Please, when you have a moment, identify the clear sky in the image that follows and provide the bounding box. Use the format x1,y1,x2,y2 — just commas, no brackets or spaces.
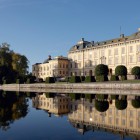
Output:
0,0,140,72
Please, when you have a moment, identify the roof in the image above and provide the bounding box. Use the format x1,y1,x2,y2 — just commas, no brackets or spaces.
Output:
69,31,140,52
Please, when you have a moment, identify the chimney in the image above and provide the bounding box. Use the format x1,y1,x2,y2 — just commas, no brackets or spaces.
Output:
138,28,140,32
120,34,124,38
48,55,51,60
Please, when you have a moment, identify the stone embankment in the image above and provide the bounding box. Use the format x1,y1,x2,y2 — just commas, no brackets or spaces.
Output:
0,82,140,95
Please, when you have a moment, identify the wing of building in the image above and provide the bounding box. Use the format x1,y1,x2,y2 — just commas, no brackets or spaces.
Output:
32,55,69,81
68,29,140,76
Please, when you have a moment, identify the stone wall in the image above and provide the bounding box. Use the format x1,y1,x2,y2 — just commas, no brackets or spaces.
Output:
0,82,140,91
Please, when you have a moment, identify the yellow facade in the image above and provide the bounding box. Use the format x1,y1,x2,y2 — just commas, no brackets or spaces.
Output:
32,56,69,80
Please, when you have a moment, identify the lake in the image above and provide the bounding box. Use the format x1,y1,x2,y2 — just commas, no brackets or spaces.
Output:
0,91,139,140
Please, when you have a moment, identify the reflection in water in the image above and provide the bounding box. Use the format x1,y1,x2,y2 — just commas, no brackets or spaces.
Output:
0,91,140,139
32,93,70,117
0,91,29,131
32,93,140,139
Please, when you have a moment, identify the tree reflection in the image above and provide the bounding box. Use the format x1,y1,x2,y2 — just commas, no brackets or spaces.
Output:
95,100,109,112
0,91,29,131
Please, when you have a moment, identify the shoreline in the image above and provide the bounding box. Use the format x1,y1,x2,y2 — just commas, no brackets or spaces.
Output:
0,82,140,95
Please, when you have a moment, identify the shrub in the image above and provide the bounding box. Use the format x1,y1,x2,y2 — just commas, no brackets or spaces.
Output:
96,75,108,82
0,79,2,84
16,79,20,84
121,75,127,80
131,66,140,79
110,95,119,100
3,80,7,84
45,77,55,83
115,100,127,110
45,93,55,98
85,94,95,102
95,64,109,76
95,100,109,112
69,93,81,100
110,75,119,81
96,94,108,100
69,76,81,83
80,76,85,81
26,78,30,84
115,65,127,77
85,76,96,82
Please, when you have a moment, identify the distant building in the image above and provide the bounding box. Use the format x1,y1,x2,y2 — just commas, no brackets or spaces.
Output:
32,55,69,80
68,29,140,76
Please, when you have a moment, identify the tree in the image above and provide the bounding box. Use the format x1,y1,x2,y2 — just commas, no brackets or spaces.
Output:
131,99,140,108
95,64,109,76
12,53,29,75
131,66,140,79
0,43,12,67
115,65,127,77
0,42,29,83
115,99,127,110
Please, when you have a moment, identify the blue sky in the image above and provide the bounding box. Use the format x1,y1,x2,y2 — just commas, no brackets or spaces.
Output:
0,0,140,72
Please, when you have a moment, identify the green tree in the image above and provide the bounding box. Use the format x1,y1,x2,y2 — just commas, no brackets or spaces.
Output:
115,65,127,77
131,66,140,79
95,64,109,76
0,43,12,67
0,43,29,83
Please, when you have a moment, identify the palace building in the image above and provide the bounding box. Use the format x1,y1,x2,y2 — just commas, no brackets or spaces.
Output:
68,29,140,76
32,55,69,80
32,28,140,79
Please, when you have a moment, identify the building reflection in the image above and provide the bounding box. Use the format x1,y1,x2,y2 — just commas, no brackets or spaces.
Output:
32,93,70,117
32,93,140,139
68,95,140,139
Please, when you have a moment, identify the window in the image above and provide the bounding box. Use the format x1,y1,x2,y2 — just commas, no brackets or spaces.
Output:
129,110,133,117
122,119,125,126
138,56,140,62
75,61,78,68
129,55,133,63
115,57,118,64
74,55,77,60
122,47,125,54
137,44,140,52
129,46,133,53
78,54,81,60
109,117,112,124
122,56,125,64
130,121,133,127
78,62,81,68
101,50,104,56
108,58,112,65
114,48,118,55
89,52,92,60
63,64,65,68
94,52,97,58
109,49,112,56
116,118,119,124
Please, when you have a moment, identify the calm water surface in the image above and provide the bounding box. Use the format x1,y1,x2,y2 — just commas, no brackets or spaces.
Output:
0,91,139,140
